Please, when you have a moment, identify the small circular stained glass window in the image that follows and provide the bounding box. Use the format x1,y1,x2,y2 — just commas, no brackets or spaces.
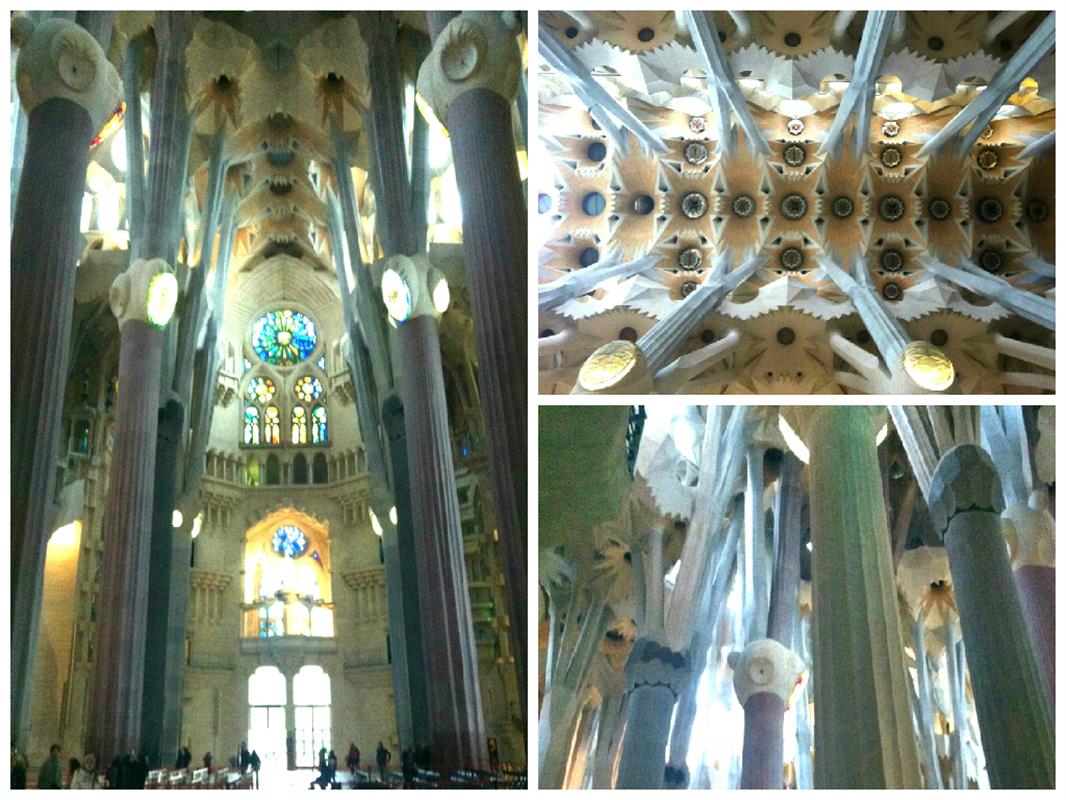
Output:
252,310,317,366
294,375,324,403
246,377,276,404
272,525,308,559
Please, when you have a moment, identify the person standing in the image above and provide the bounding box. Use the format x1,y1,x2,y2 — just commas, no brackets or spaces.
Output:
239,741,251,774
70,753,101,789
37,744,63,789
249,750,261,789
401,747,416,788
11,745,29,789
375,742,391,782
346,743,360,776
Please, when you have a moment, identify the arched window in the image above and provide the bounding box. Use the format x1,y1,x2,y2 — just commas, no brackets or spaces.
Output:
312,453,327,484
293,453,308,485
312,406,328,444
264,406,281,445
291,406,308,445
246,457,261,486
243,406,260,445
265,454,280,485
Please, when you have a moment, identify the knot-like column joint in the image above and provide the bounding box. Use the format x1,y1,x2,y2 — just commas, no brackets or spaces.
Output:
1002,490,1055,569
15,17,122,132
727,639,805,707
109,258,179,329
379,254,450,323
928,444,1005,532
417,11,521,128
624,639,688,700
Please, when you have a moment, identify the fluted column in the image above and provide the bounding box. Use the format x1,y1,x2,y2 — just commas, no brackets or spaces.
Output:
728,639,805,789
1002,489,1055,707
801,406,922,788
382,254,486,771
929,446,1055,787
420,12,528,716
615,640,688,789
88,258,180,765
9,15,121,747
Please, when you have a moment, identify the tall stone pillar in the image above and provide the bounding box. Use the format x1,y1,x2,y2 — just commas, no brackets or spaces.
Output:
419,11,528,720
928,446,1055,787
87,258,180,765
9,16,121,747
800,406,922,788
1002,489,1056,706
614,639,688,789
381,254,487,771
728,639,805,789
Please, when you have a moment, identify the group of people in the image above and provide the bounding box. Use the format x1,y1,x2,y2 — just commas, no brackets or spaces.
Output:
10,744,146,789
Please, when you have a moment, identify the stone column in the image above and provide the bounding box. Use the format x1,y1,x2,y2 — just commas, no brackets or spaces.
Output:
9,15,121,747
87,258,180,765
728,639,805,789
928,445,1055,788
420,11,528,718
614,639,688,789
381,254,487,771
800,406,922,788
1002,489,1056,707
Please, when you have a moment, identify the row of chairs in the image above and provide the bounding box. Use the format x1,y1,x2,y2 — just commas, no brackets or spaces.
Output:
144,768,252,789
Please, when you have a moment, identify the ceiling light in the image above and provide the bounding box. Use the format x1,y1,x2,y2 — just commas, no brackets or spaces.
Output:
381,268,412,323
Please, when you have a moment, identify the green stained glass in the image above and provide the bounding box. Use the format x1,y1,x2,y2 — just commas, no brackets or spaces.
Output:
243,406,260,445
294,376,323,403
246,377,276,404
252,309,317,366
312,406,328,444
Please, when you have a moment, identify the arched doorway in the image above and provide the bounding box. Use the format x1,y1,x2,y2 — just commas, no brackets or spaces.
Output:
293,665,332,768
248,666,287,775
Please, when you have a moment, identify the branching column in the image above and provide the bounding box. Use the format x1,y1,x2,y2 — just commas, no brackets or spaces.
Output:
802,406,922,788
420,12,528,714
615,640,688,789
928,446,1055,787
728,639,805,789
381,254,486,771
88,259,180,765
9,16,121,746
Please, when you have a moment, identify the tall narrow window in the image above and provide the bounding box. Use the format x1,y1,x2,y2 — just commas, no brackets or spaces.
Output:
244,406,260,445
312,406,328,444
264,406,281,445
291,406,308,445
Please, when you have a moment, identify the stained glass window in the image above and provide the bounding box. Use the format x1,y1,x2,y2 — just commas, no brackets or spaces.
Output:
243,406,260,445
243,357,252,374
264,406,281,445
246,376,276,404
292,406,308,445
252,309,318,366
312,406,328,444
294,376,323,403
272,525,308,558
316,356,327,370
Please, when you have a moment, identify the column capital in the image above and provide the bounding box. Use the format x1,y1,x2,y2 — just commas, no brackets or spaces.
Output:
624,638,688,699
109,258,179,329
727,639,805,707
928,444,1004,532
379,254,450,324
15,17,122,132
416,11,521,128
1002,490,1055,569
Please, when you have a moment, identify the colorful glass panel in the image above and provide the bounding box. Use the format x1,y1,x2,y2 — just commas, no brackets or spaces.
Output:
316,356,327,370
271,525,308,559
294,376,323,403
291,406,308,445
312,406,328,444
252,309,318,366
243,406,260,445
264,406,281,445
246,376,276,404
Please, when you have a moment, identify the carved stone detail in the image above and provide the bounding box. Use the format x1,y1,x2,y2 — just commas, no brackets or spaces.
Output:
416,11,521,128
1001,490,1055,569
623,638,688,699
15,18,122,132
727,638,805,706
109,258,177,328
927,444,1004,532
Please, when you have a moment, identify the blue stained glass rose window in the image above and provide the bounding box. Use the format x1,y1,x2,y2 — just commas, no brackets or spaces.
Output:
252,310,317,366
272,525,308,558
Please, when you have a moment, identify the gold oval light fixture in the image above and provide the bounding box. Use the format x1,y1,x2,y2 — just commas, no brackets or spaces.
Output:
902,340,955,392
146,271,179,327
